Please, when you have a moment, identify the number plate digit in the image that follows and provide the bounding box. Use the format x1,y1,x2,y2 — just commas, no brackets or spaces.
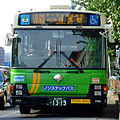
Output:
50,97,67,106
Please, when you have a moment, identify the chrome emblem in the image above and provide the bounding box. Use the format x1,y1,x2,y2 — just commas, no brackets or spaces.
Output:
54,74,63,83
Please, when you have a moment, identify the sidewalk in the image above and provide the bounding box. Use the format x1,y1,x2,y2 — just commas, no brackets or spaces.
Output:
108,90,120,119
107,90,119,104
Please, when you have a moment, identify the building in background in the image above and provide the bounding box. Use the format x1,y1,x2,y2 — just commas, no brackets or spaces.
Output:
0,47,5,66
5,52,11,67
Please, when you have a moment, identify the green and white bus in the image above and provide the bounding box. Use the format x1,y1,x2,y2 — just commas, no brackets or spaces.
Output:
6,9,108,114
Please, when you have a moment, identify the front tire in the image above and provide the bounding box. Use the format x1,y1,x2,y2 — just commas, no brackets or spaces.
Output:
19,105,31,114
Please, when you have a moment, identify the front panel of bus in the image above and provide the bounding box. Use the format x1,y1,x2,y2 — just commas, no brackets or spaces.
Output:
10,11,108,111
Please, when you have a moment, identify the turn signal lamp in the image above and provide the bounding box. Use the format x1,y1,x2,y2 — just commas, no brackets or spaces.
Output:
9,85,14,93
103,86,108,94
103,86,108,91
10,85,14,91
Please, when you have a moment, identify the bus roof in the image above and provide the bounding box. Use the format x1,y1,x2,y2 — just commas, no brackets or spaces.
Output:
16,9,103,15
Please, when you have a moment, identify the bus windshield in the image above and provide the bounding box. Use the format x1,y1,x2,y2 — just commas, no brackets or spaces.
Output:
12,29,106,69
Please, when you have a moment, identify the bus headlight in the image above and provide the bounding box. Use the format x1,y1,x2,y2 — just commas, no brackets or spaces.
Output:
94,85,101,90
94,91,101,96
16,84,23,89
16,90,22,95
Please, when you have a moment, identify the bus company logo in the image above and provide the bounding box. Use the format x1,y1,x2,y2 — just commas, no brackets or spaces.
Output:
92,78,100,83
54,74,63,83
21,15,30,25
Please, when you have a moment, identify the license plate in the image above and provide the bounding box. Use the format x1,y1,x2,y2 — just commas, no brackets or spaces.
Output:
49,97,67,106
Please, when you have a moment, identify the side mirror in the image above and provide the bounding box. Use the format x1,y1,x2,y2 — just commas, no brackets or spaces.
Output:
104,24,114,43
5,33,13,46
5,33,18,46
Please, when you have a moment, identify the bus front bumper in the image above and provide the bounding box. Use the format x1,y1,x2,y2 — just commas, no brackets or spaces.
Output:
11,96,107,107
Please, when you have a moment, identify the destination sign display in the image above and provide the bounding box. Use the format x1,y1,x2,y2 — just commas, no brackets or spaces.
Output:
18,12,100,26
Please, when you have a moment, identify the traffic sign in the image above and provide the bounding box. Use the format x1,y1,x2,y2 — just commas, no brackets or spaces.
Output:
4,62,11,67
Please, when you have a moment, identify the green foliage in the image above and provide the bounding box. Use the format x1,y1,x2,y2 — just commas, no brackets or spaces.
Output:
72,0,120,60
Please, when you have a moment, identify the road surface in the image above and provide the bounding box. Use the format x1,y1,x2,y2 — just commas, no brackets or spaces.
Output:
0,103,118,120
0,90,118,120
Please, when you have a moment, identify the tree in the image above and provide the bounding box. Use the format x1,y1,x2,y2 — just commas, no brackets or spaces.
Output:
72,0,120,60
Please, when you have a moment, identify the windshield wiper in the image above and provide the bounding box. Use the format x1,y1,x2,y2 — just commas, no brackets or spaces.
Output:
34,51,56,72
34,51,84,73
60,51,84,73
